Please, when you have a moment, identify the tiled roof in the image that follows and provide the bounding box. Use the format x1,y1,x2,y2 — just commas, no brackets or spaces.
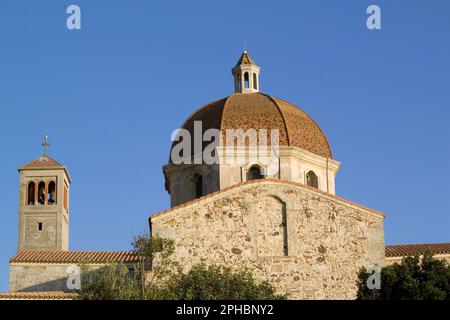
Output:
19,156,65,170
171,92,333,160
235,51,255,66
385,243,450,257
10,250,139,264
151,178,384,220
0,291,77,300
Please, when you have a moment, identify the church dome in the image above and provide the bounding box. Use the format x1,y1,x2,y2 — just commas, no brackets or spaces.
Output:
165,52,339,206
175,92,333,159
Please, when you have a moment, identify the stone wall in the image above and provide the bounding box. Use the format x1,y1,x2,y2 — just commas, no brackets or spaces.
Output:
9,263,76,292
18,168,70,251
150,179,385,300
23,214,58,249
9,263,105,292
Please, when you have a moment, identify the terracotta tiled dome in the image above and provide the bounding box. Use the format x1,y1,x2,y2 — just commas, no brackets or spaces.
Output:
174,92,333,159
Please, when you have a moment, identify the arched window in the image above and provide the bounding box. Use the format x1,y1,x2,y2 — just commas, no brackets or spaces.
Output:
306,171,319,189
27,182,35,205
38,182,46,205
48,181,56,205
194,174,203,199
256,196,288,257
236,73,241,92
244,72,250,88
253,73,257,90
247,166,263,180
282,208,288,256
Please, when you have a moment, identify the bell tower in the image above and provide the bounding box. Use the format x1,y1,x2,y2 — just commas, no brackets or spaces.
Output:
17,137,71,251
232,51,261,93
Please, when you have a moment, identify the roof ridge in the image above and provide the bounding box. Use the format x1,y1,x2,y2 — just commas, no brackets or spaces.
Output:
150,178,384,221
0,291,77,300
10,250,138,264
260,93,291,146
219,94,233,142
272,96,333,159
14,249,132,254
385,242,450,257
44,155,64,165
386,242,450,247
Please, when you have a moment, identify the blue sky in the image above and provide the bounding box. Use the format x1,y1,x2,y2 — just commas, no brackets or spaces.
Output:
0,0,449,291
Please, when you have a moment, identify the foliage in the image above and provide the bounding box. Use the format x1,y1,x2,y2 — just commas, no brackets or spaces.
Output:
157,264,286,300
132,233,179,279
357,252,450,300
77,235,285,300
77,263,139,300
131,234,181,298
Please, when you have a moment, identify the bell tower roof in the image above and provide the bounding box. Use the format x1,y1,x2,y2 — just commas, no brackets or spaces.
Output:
19,156,65,170
19,156,72,183
235,50,256,66
18,136,71,182
232,51,261,94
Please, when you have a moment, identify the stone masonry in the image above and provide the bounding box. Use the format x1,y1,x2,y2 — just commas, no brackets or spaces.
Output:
9,263,76,292
150,179,385,300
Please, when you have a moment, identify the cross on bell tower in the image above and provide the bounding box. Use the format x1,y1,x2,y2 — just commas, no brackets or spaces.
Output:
42,136,50,157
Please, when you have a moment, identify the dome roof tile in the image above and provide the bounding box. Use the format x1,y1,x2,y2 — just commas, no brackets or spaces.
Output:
171,92,332,160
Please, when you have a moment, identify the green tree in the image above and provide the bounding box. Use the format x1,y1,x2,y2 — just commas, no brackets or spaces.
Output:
78,263,139,300
158,264,286,300
77,235,285,300
78,234,179,300
357,252,450,300
131,233,180,299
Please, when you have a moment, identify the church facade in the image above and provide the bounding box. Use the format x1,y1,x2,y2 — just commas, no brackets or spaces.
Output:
152,179,384,299
152,51,384,299
2,52,449,300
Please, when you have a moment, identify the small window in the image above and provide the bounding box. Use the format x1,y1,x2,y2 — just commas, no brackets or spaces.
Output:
306,171,319,189
247,166,263,180
253,73,257,90
38,222,43,231
282,209,288,256
48,181,56,205
38,182,46,205
27,182,35,205
244,72,249,88
236,73,241,92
